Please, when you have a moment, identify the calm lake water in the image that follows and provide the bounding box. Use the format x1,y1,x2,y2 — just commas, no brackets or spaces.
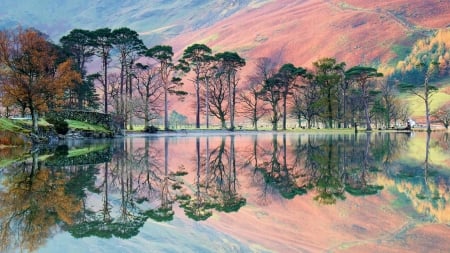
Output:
1,132,449,253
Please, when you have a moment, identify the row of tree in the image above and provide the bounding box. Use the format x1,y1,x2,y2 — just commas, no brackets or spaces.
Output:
0,26,449,133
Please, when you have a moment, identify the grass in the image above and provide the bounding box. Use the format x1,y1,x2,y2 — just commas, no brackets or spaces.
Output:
0,118,28,132
399,83,450,118
0,118,30,146
403,91,450,118
65,120,111,133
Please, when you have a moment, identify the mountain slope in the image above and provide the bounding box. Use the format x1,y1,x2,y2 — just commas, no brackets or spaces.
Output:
0,0,270,44
169,0,450,68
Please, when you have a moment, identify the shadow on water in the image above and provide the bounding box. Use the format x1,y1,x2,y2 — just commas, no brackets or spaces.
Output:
0,132,449,252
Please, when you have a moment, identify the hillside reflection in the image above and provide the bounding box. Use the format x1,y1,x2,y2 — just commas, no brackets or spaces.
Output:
0,132,449,252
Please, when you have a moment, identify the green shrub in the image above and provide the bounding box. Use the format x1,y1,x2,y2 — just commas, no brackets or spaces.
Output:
144,125,159,133
46,117,69,135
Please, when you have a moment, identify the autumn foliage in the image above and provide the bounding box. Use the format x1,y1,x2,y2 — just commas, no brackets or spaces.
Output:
0,28,81,133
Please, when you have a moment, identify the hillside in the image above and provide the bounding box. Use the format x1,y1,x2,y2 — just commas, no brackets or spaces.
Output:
0,0,270,45
164,0,450,120
169,0,450,68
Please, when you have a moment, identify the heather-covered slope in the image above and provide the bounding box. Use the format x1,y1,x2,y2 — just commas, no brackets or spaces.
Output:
3,0,449,67
0,0,270,45
170,0,450,67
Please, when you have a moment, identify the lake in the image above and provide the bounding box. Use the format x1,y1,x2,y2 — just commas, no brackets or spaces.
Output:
1,132,449,253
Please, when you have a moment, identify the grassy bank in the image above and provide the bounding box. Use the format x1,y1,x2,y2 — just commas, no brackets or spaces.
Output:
0,117,112,146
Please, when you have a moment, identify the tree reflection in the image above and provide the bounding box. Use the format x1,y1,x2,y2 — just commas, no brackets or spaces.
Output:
178,136,246,221
309,135,346,204
292,133,401,204
2,131,449,250
179,137,213,221
382,132,450,223
255,134,307,200
144,137,177,222
0,152,82,252
344,133,384,196
213,135,246,212
68,140,148,239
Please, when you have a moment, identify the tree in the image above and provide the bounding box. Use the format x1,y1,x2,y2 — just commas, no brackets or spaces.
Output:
432,104,450,129
169,110,188,128
379,80,399,128
134,62,163,127
201,55,217,129
145,45,186,131
345,66,383,131
0,28,81,133
72,75,100,110
239,57,275,130
90,28,113,114
60,29,97,110
277,63,306,130
111,27,145,128
179,44,212,128
313,58,346,128
251,57,279,130
291,73,321,129
60,29,94,77
207,67,229,129
399,62,439,132
238,79,267,130
215,52,246,130
260,73,283,130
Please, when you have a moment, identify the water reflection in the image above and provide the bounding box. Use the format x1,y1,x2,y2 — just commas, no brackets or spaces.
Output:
0,151,83,252
0,132,449,252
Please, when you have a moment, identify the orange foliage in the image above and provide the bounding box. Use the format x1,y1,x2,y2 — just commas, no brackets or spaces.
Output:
0,131,27,146
0,28,81,119
0,162,82,252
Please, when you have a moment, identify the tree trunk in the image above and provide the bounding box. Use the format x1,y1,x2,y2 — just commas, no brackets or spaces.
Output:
282,95,287,130
221,118,226,129
327,90,332,128
205,78,210,129
31,108,38,134
196,83,200,128
164,84,169,131
364,99,372,131
424,74,432,133
103,56,108,114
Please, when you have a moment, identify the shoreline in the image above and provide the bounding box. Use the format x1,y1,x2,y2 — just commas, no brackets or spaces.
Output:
123,127,448,137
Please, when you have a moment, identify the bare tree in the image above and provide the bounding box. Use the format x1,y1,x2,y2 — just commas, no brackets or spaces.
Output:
134,63,163,127
207,70,229,129
238,57,277,130
432,104,450,129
